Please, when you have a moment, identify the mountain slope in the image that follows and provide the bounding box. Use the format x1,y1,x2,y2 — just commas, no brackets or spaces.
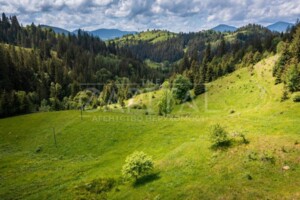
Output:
89,29,137,40
267,21,293,32
39,25,70,35
112,30,177,45
40,25,136,40
211,24,237,32
1,55,300,199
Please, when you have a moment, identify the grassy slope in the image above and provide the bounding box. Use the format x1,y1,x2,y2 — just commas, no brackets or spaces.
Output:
1,55,300,199
112,30,177,46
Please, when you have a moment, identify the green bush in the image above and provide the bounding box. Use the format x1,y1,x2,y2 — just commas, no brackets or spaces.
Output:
286,65,300,92
292,92,300,102
122,151,153,181
39,99,50,112
172,75,192,102
76,178,116,199
210,124,231,148
84,178,116,194
261,151,276,164
281,89,289,102
239,134,250,144
158,89,175,116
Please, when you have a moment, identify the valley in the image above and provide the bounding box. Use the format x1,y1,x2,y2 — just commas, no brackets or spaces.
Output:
0,8,300,200
1,55,300,199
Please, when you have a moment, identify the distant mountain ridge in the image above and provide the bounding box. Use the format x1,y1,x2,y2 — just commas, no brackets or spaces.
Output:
89,29,137,40
267,21,293,32
211,21,294,33
40,25,136,40
39,25,70,35
41,21,294,39
211,24,237,32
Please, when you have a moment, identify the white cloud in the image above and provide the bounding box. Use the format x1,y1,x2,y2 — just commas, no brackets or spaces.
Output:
0,0,299,32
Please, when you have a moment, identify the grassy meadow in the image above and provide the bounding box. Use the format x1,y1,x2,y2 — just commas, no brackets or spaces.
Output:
0,55,300,199
112,30,177,46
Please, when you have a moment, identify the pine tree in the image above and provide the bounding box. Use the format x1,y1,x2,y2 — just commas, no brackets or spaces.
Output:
194,81,205,96
286,64,300,92
217,37,226,57
290,26,300,63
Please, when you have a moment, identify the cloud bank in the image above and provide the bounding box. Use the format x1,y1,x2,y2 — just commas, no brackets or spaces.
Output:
0,0,299,32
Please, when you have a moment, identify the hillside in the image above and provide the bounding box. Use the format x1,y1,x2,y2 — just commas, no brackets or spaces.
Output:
211,22,294,33
112,30,177,45
89,29,137,40
211,24,237,32
39,25,70,35
267,22,294,32
1,55,300,199
39,25,137,40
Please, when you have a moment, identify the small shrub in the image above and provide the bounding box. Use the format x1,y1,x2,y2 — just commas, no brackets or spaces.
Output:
142,104,147,110
247,151,258,161
292,92,300,102
210,124,231,148
76,178,116,199
84,178,116,194
245,173,253,180
281,88,289,102
239,134,250,144
122,151,154,181
261,151,276,164
39,99,50,112
35,146,42,153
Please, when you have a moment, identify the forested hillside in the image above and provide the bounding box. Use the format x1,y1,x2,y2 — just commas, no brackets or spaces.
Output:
0,13,300,118
113,24,295,86
1,4,300,199
0,14,163,117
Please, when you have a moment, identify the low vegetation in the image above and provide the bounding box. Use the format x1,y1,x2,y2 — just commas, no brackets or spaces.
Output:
292,92,300,102
122,151,154,181
210,124,231,148
158,89,174,116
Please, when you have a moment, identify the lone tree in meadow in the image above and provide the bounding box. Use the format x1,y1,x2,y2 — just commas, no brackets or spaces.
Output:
158,89,175,116
172,75,192,102
122,151,154,181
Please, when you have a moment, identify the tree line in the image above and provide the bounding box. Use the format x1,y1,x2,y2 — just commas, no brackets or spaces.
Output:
0,12,299,118
273,21,300,98
0,13,163,117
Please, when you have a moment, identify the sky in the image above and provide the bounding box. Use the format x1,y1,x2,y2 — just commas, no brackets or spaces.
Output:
0,0,300,32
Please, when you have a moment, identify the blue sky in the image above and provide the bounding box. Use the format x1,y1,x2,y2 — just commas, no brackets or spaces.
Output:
0,0,299,32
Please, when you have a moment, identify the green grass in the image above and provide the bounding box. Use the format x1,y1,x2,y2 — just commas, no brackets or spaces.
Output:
144,59,164,69
112,30,177,46
1,55,300,199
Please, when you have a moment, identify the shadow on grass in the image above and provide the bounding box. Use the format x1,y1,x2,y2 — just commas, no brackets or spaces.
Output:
133,172,160,187
210,140,232,151
210,137,250,151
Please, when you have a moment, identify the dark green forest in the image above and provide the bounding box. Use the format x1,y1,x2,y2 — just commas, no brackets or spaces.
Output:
0,13,299,118
0,14,163,117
